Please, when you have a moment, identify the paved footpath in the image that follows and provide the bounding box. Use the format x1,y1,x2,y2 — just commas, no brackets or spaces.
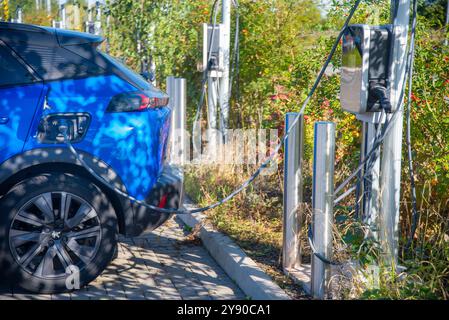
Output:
0,217,245,300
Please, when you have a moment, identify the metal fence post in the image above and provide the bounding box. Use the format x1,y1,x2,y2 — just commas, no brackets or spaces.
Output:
282,113,304,271
311,122,335,299
167,76,187,166
380,0,411,267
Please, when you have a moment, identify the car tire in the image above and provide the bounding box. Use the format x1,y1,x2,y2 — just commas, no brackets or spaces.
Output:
0,173,117,293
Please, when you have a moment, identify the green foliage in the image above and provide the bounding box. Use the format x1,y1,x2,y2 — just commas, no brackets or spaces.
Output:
418,0,447,28
409,22,449,204
5,0,59,25
106,0,211,129
105,0,325,131
342,223,381,266
236,0,322,128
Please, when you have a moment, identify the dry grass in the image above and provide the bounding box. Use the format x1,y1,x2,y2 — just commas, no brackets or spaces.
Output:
183,141,448,300
184,161,310,299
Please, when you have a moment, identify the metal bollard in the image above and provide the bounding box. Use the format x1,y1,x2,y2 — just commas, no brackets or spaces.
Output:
282,113,304,271
167,76,187,165
311,122,335,299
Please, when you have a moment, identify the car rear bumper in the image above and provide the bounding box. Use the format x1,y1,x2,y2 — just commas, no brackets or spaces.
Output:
130,164,184,236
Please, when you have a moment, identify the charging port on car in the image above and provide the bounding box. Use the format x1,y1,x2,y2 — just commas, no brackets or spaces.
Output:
37,113,91,144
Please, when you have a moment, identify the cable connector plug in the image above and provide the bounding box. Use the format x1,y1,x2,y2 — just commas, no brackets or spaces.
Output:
58,121,70,141
370,85,392,112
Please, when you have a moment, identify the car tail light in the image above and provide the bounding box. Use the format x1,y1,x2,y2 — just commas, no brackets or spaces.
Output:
106,91,169,113
158,194,168,208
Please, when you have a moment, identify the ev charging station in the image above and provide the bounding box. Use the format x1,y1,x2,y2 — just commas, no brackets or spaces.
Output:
198,0,233,149
282,0,412,299
199,22,224,158
86,1,102,36
341,24,394,239
52,1,66,30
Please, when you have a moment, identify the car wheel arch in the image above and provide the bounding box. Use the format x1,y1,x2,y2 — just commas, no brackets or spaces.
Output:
0,148,132,235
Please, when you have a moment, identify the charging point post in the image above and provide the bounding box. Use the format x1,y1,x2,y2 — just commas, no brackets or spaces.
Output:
198,22,223,160
86,1,102,35
380,0,411,267
52,1,67,29
219,0,231,142
198,0,233,145
167,76,187,166
282,113,304,272
338,0,411,268
311,122,336,300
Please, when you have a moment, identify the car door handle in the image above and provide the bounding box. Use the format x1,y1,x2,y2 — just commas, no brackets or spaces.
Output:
0,116,9,124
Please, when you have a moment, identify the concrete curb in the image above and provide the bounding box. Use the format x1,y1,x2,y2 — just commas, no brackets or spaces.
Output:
179,199,291,300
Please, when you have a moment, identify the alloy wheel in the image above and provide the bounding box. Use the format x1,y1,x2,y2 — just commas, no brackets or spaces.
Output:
8,192,102,279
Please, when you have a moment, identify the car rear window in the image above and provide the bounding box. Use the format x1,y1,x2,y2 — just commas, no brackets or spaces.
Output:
8,42,106,81
0,43,36,86
97,51,151,90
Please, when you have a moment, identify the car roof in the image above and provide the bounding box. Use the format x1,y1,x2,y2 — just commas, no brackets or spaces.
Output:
0,22,104,47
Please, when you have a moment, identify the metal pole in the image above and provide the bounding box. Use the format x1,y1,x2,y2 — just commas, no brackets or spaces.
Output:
150,59,157,87
148,23,157,87
207,76,219,160
61,4,66,29
380,0,410,267
75,3,81,31
46,0,51,15
88,6,93,22
311,122,335,299
219,0,231,142
96,1,101,21
167,77,187,166
445,0,449,45
105,13,111,53
95,1,102,36
12,6,23,23
359,121,381,240
282,113,304,271
17,6,22,23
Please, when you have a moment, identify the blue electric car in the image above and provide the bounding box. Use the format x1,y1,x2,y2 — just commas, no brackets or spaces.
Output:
0,22,183,293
